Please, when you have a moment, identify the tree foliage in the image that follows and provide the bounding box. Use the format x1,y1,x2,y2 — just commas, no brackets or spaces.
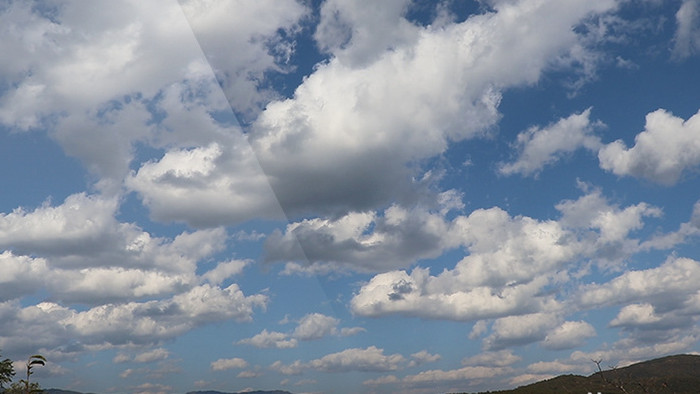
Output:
3,381,42,394
0,352,15,389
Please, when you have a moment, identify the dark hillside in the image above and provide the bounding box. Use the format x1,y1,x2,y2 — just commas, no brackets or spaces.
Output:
459,354,700,394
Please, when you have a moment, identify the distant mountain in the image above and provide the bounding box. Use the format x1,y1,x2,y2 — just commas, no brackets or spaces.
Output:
46,390,97,394
186,391,293,394
44,390,291,394
458,354,700,394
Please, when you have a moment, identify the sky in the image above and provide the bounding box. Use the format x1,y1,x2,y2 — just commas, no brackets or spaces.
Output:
1,0,700,393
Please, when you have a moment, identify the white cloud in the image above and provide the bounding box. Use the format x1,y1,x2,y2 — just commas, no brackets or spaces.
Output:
462,350,521,368
0,284,266,356
271,347,406,376
292,313,339,341
200,259,249,285
133,348,170,363
610,303,662,327
484,313,560,350
401,365,511,384
542,321,596,350
237,313,362,348
211,358,249,371
640,200,700,250
126,141,285,228
527,360,581,374
238,330,298,349
269,360,305,376
408,350,441,367
500,108,603,176
0,252,48,301
598,109,700,185
308,346,405,373
0,0,308,201
350,205,580,320
264,203,462,273
350,188,670,323
0,193,119,256
314,0,417,66
240,0,619,218
236,370,261,378
570,330,700,369
363,375,400,385
555,188,662,264
577,256,700,309
672,0,700,59
508,373,555,387
179,0,308,118
49,268,193,304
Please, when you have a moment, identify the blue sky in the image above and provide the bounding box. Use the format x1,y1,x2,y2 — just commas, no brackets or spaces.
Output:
1,1,700,393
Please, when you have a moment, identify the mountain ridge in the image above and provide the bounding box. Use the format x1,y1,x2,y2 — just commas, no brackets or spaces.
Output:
457,354,700,394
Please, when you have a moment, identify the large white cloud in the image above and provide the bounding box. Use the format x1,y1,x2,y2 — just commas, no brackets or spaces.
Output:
599,108,700,185
264,200,462,273
0,192,248,307
179,0,308,120
672,0,700,59
577,256,700,309
126,141,285,227
125,0,622,225
0,0,308,198
350,190,666,320
484,313,561,350
0,284,266,355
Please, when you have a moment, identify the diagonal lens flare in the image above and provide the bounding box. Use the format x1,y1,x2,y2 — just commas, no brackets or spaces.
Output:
175,0,343,314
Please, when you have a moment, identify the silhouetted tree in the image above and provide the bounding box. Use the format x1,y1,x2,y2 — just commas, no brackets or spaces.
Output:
3,381,41,394
20,355,46,394
0,351,15,389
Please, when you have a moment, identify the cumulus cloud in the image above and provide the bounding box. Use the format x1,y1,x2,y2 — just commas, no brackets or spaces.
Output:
408,350,441,366
211,357,249,371
133,348,171,363
126,141,285,228
500,108,603,176
179,0,308,119
308,346,405,373
401,365,511,384
0,252,48,301
577,256,700,309
542,321,596,350
314,0,416,66
570,330,700,369
292,313,340,340
350,205,580,320
461,350,521,367
62,0,625,228
0,284,266,355
598,109,700,185
237,330,298,349
484,313,560,350
610,303,662,327
527,360,581,374
363,375,399,385
672,0,700,59
215,0,618,220
350,188,670,324
264,201,463,273
200,259,249,285
238,313,363,348
0,192,253,307
270,346,405,375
